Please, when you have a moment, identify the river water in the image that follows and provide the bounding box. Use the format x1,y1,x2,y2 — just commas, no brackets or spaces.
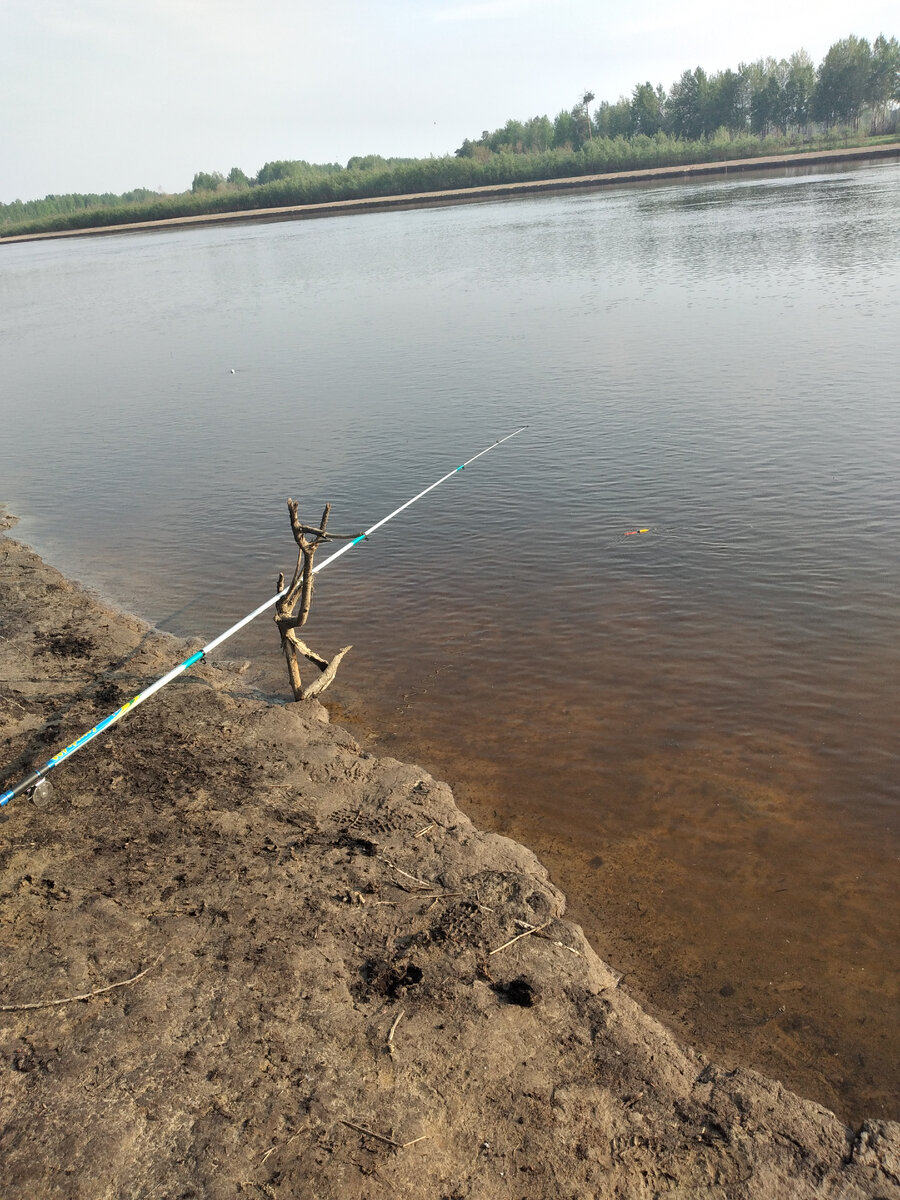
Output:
2,160,898,1122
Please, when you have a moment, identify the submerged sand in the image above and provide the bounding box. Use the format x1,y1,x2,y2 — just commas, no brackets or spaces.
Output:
1,511,898,1198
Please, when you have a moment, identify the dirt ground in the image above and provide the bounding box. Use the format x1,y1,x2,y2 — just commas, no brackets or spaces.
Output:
1,512,898,1199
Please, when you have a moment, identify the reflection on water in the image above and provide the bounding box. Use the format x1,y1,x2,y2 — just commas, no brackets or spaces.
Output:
2,160,899,1122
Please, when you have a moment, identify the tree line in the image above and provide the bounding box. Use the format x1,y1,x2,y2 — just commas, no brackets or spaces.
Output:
458,35,899,158
1,32,897,239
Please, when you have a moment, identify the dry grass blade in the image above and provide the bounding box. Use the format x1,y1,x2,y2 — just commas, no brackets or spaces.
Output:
488,921,552,956
378,855,433,889
387,1009,405,1056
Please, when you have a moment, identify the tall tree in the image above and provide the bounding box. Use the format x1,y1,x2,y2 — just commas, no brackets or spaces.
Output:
523,115,554,152
191,171,224,193
489,118,527,153
707,69,744,133
594,98,633,139
667,68,711,139
784,51,816,129
813,36,873,128
580,90,596,142
552,108,578,148
631,81,664,135
869,34,900,129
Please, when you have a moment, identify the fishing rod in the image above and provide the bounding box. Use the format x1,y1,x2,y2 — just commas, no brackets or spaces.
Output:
0,426,528,812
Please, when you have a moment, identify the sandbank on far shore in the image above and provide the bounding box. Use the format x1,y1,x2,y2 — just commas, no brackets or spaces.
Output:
2,142,899,245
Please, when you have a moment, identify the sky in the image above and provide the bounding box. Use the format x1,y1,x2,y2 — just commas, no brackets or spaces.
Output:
2,0,897,202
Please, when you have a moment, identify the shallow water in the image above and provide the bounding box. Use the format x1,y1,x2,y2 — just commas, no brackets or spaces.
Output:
2,160,899,1121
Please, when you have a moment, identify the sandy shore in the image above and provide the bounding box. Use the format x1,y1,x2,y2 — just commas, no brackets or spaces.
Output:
1,510,898,1198
2,143,899,245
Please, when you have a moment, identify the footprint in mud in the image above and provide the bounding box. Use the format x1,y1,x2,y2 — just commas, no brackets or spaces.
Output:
34,629,95,659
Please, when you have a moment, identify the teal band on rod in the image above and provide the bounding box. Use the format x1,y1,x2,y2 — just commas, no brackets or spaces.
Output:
0,427,528,813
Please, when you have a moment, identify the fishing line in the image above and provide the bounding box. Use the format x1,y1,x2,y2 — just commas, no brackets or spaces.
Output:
652,522,760,554
1,427,528,812
609,521,761,554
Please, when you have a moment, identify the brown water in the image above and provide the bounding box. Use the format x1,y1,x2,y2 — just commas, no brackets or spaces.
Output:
2,160,899,1122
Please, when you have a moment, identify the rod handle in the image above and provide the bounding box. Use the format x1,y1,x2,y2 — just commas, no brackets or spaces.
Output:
0,766,48,808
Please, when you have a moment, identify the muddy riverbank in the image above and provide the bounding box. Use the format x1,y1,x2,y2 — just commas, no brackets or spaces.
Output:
1,514,898,1198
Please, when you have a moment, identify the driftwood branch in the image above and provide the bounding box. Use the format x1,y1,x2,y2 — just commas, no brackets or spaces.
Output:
274,498,360,701
303,645,353,699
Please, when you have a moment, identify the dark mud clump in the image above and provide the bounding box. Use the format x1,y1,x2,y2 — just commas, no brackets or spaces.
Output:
33,628,96,658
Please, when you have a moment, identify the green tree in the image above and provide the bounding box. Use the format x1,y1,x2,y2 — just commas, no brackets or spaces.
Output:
707,69,744,132
738,59,773,131
227,167,250,188
580,90,596,142
751,69,788,134
490,118,528,153
595,98,632,139
552,108,578,148
813,36,873,128
523,114,554,152
255,160,296,184
667,68,711,139
784,51,816,129
869,34,900,129
631,82,664,135
191,171,224,193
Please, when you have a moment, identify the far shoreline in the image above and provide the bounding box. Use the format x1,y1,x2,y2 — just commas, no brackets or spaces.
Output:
2,141,899,245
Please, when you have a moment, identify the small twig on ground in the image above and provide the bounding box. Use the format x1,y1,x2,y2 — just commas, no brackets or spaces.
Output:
414,823,435,839
472,893,496,915
378,855,433,889
533,932,584,957
0,953,163,1012
387,1009,405,1056
340,1120,428,1149
488,922,552,956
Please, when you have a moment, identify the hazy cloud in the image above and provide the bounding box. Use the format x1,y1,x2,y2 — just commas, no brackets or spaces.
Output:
433,0,550,23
